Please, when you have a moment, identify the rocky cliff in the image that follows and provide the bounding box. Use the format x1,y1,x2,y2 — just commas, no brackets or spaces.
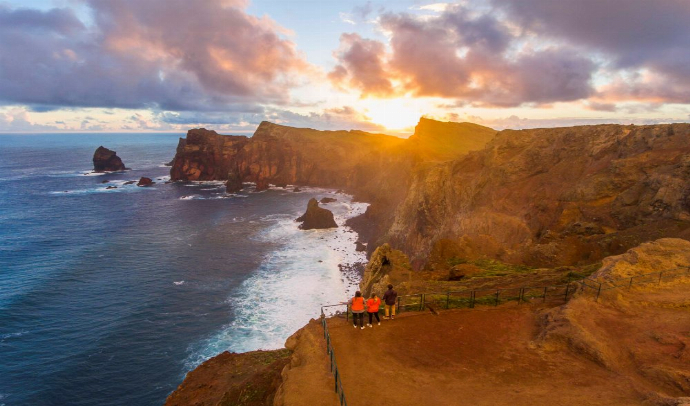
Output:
170,120,690,269
384,123,690,268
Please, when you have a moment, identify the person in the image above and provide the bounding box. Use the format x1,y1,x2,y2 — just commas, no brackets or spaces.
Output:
382,284,398,319
366,293,381,327
349,291,365,329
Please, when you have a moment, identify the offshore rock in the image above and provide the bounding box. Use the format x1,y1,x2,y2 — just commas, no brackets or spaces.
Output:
320,197,337,204
225,170,243,193
137,177,153,187
296,198,337,230
93,146,127,172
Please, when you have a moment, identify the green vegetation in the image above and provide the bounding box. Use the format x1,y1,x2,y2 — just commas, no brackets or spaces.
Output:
447,257,537,278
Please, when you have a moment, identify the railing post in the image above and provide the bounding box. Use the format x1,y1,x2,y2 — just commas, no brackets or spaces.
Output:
629,277,633,289
518,287,523,304
595,283,601,302
564,283,570,301
543,286,548,303
470,290,475,308
495,289,500,306
420,294,425,311
658,271,663,284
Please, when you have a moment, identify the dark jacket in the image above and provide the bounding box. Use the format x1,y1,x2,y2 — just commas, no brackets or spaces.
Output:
383,289,397,305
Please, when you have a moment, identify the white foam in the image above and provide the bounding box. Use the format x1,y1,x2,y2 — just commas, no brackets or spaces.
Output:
173,281,185,286
185,191,368,368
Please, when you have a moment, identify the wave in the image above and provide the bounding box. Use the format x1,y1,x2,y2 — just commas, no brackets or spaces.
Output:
184,191,368,369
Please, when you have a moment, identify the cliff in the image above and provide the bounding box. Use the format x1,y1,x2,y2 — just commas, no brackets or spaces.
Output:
170,120,690,269
384,123,690,268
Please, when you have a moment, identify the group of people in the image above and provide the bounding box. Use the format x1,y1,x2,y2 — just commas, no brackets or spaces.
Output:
347,284,398,329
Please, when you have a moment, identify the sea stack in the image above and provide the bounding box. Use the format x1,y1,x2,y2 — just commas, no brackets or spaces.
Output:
296,198,338,230
137,177,154,187
226,170,243,193
93,146,127,172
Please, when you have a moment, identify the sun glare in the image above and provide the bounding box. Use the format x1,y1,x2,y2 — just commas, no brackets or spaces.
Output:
363,99,424,131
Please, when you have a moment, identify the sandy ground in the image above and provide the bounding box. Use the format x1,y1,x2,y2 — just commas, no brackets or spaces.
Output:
326,305,648,406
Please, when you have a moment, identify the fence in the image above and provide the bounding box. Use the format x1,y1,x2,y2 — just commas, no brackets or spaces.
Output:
320,305,348,406
579,266,690,301
317,265,690,405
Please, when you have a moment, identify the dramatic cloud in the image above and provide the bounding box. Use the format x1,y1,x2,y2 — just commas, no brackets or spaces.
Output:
329,4,597,107
328,33,393,97
0,0,309,112
496,0,690,103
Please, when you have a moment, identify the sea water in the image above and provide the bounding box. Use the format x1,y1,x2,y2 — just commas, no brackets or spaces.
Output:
0,133,365,406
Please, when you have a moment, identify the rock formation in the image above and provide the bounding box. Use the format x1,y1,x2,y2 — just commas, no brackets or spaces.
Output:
225,170,243,193
320,197,337,203
137,177,153,187
384,123,690,268
92,146,127,172
169,119,690,270
359,243,412,297
296,198,337,230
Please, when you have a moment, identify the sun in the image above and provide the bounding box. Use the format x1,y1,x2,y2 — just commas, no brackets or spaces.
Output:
363,98,424,131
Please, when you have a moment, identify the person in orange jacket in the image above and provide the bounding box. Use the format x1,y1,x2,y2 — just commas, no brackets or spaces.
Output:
349,291,365,329
366,293,381,327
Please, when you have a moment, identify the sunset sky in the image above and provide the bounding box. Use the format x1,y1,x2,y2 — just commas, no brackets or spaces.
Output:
1,0,689,135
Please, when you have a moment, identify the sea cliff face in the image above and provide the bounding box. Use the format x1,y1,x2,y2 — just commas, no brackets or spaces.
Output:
170,120,690,269
387,123,690,268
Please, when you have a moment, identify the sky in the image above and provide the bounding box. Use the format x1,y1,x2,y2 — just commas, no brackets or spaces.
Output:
1,0,690,136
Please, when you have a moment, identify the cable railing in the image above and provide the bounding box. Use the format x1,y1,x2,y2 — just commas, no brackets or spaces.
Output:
320,305,348,406
579,266,690,301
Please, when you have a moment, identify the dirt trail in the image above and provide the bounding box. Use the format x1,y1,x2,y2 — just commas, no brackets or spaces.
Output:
327,306,647,406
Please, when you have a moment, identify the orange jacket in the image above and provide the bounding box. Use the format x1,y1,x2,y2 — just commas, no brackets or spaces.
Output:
366,297,381,313
351,297,365,311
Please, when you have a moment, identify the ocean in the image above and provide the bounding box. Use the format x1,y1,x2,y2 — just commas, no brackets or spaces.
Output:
0,133,365,406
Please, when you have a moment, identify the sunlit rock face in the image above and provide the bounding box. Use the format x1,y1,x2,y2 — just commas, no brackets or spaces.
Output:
388,123,690,268
170,119,690,269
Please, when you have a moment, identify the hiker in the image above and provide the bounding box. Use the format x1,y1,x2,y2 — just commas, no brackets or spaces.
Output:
366,293,381,327
349,291,365,329
383,284,398,319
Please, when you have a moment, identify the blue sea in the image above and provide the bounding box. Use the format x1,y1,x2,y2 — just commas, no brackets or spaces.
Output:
0,133,365,406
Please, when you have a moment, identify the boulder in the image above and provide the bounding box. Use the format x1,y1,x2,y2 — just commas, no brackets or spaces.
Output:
255,179,269,191
226,170,243,193
296,198,338,230
293,187,301,192
105,186,118,190
93,146,127,172
137,177,154,187
123,180,136,185
320,197,337,204
356,241,367,252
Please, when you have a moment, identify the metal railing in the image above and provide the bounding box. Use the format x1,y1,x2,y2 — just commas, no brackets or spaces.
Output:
316,265,689,405
580,266,690,301
320,306,348,406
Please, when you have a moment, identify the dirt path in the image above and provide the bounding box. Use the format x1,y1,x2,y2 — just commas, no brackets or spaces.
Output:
327,306,643,406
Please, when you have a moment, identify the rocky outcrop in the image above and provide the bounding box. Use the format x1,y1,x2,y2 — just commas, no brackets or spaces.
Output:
296,198,337,230
137,177,153,187
384,123,690,268
93,146,127,172
164,349,290,406
320,197,337,204
169,120,690,270
225,170,243,193
359,243,412,297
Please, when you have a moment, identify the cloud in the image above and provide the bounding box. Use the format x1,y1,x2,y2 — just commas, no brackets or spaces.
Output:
436,113,688,130
0,1,310,112
0,107,60,131
328,33,393,97
329,4,597,106
495,0,690,103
